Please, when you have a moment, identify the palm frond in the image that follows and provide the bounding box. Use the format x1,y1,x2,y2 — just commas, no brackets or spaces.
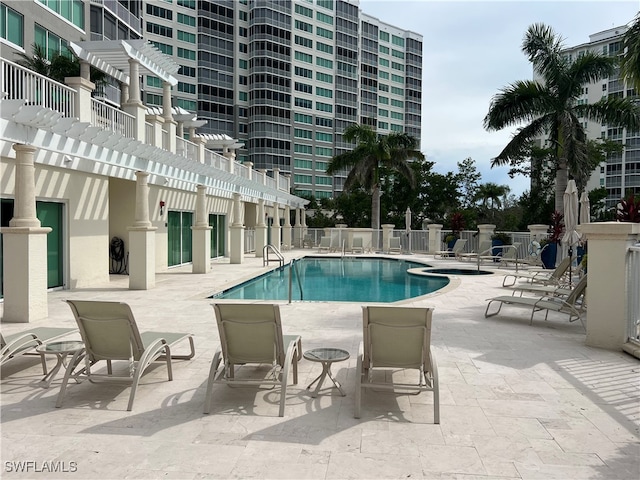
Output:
484,81,554,130
620,13,640,91
491,116,551,167
568,53,616,88
522,23,566,85
582,97,640,131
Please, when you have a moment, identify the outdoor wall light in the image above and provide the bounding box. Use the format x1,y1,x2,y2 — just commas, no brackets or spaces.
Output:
159,201,166,216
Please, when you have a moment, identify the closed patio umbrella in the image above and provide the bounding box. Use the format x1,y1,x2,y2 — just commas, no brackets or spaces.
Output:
579,191,590,224
562,180,580,287
405,207,412,253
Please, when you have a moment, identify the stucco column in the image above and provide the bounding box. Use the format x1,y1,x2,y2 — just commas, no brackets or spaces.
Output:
528,224,549,242
128,171,157,289
1,145,52,322
270,203,281,248
273,168,280,191
579,222,640,351
382,224,395,253
229,193,244,264
478,224,496,249
192,185,212,274
427,224,443,254
282,205,292,249
162,81,177,153
122,59,146,142
255,199,267,258
65,76,95,123
293,207,303,247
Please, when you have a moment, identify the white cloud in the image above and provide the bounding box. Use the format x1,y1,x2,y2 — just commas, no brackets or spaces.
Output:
360,0,640,195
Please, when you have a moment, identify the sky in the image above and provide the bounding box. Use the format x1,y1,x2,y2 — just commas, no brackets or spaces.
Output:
359,0,640,196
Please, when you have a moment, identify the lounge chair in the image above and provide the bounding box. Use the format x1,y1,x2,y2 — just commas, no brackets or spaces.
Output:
302,234,315,248
1,327,77,374
204,303,302,417
498,242,521,268
317,236,331,253
485,275,587,328
434,238,467,259
388,236,402,254
502,256,571,287
351,236,364,254
56,300,195,411
458,240,492,262
355,306,439,423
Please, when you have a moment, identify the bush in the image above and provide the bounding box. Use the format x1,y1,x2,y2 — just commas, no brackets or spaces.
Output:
491,231,512,244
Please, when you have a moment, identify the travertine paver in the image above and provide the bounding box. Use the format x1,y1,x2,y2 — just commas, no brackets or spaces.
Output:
1,252,638,479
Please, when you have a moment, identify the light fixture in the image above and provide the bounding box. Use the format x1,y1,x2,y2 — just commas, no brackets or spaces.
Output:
159,201,165,216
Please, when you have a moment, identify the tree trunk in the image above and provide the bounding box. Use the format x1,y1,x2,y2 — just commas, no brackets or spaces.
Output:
555,161,568,214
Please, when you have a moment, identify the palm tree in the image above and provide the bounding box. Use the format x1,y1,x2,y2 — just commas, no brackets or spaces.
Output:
15,44,78,82
620,13,640,91
484,23,640,213
474,182,510,219
326,124,424,232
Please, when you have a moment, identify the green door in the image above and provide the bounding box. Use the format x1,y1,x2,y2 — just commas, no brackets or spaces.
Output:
168,210,193,266
0,199,64,297
209,214,226,258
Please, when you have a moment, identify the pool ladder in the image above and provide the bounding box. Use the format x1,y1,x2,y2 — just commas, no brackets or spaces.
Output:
288,258,304,303
263,244,284,268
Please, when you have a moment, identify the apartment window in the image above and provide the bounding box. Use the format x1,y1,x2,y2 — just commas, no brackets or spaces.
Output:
177,30,195,43
237,91,247,102
295,51,313,63
239,59,248,69
316,26,333,39
295,98,312,109
317,0,334,10
179,65,196,77
295,159,313,169
391,86,404,95
316,117,333,127
294,174,312,184
295,4,313,17
315,146,333,157
295,66,313,78
391,99,404,108
316,102,333,113
147,3,172,19
316,72,333,83
239,43,247,53
152,41,173,55
239,27,247,37
147,22,173,38
295,113,312,124
295,82,313,94
392,35,404,47
379,71,389,80
39,0,84,29
379,83,389,91
379,45,389,54
316,41,333,54
391,74,403,83
177,0,195,9
146,93,163,105
315,160,328,170
391,123,403,132
147,75,162,88
316,86,333,98
392,49,404,59
295,20,313,33
0,3,23,47
239,10,247,21
380,31,389,42
35,24,69,59
390,111,403,120
295,128,313,139
391,61,404,71
177,13,195,26
178,82,196,94
378,121,388,129
316,176,332,186
379,109,388,117
316,12,333,25
294,144,313,155
316,132,333,142
316,57,333,69
295,35,313,48
177,47,195,60
378,96,389,105
379,58,389,67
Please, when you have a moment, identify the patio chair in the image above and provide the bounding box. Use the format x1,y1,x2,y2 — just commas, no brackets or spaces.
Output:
355,306,439,423
302,234,315,248
485,275,587,328
498,242,521,268
204,303,302,417
458,240,492,262
317,236,331,253
388,236,402,254
434,238,467,259
1,327,77,374
351,236,364,254
502,256,571,287
56,300,195,411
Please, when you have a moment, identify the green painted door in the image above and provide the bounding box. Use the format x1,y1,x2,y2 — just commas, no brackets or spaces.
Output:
168,210,193,266
209,214,226,258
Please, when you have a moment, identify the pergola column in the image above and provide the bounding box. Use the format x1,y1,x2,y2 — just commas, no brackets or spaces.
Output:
122,58,146,142
2,145,52,322
255,199,267,258
282,205,292,249
293,207,303,248
192,185,212,274
478,224,496,249
270,203,281,248
162,81,176,153
229,193,244,264
128,171,157,290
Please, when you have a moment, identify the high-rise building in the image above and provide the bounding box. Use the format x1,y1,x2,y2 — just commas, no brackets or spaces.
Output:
1,0,423,200
535,25,638,210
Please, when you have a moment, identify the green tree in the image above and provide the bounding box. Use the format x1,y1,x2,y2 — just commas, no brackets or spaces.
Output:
326,124,424,231
484,23,640,214
474,182,510,220
456,157,482,209
620,13,640,91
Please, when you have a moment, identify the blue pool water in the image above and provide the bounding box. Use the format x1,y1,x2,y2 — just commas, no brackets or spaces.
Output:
211,257,450,303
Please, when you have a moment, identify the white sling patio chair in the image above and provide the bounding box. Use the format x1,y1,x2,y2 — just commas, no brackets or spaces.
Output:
434,238,467,259
458,240,492,262
388,236,402,254
204,303,302,417
351,236,365,254
355,306,439,423
1,327,77,373
56,300,195,411
317,236,331,253
485,275,587,328
502,256,571,287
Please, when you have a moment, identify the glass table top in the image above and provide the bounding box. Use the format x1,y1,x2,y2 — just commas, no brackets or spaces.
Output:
36,340,84,353
303,347,350,362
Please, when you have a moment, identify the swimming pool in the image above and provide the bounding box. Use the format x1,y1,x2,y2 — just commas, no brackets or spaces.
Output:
211,257,449,303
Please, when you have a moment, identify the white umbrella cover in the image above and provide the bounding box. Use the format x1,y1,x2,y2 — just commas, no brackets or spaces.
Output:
405,207,412,232
562,180,580,287
579,191,590,224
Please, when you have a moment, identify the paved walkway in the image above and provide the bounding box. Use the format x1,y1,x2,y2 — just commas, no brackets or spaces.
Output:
1,252,638,479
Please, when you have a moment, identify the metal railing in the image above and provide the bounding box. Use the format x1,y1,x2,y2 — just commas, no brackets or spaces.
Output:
176,137,198,160
91,98,134,137
627,245,640,345
1,58,76,117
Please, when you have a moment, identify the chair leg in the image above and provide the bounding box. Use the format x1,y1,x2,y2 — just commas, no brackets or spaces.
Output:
127,368,143,411
203,350,222,414
430,351,440,424
354,352,363,419
55,349,85,408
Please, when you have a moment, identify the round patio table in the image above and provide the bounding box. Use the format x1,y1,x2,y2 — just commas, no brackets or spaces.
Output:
303,347,350,398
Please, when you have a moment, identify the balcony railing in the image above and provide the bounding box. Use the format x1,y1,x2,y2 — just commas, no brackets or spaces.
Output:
176,137,197,160
91,98,134,137
1,58,75,118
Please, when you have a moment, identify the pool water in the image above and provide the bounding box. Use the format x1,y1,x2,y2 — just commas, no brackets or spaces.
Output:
211,257,449,303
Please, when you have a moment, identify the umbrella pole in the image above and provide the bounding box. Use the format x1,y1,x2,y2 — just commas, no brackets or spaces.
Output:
568,246,573,289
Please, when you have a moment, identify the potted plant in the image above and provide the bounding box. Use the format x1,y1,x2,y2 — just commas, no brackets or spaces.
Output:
541,211,564,269
446,212,465,249
490,231,512,258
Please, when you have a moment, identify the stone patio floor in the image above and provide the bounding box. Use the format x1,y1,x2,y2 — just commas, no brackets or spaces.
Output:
1,251,638,479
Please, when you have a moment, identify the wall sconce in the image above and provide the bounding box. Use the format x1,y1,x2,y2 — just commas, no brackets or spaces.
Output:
159,201,166,216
